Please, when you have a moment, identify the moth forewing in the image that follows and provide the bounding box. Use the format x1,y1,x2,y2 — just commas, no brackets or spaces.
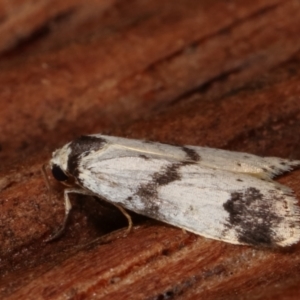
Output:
49,134,300,247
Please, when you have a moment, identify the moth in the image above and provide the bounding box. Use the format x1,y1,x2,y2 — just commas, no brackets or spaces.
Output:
49,134,300,247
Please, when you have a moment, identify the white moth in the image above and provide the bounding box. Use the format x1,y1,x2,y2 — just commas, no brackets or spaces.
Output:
49,134,300,247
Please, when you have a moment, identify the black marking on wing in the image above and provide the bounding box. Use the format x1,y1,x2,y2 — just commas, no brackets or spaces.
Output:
67,135,107,179
154,163,181,185
182,146,201,162
223,187,283,246
135,163,182,219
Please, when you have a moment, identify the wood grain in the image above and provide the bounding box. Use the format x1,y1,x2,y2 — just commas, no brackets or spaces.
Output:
1,0,300,299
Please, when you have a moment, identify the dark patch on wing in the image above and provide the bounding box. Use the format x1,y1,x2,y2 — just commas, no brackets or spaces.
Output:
67,135,107,179
139,154,149,160
135,163,182,219
223,187,283,246
182,146,201,162
153,164,181,185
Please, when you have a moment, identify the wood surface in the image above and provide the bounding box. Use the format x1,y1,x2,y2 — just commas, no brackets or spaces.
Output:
1,0,300,299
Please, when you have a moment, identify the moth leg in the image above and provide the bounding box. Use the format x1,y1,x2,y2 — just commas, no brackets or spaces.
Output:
111,202,133,234
45,188,93,242
92,196,133,234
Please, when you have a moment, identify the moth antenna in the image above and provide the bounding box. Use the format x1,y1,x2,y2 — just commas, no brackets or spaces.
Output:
41,164,52,211
42,164,52,192
41,163,58,242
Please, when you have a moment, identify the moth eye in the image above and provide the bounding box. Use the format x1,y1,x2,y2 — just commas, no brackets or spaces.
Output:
52,164,69,181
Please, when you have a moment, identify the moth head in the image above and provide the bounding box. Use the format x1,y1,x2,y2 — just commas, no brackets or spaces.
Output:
51,163,69,182
50,135,108,185
50,144,72,183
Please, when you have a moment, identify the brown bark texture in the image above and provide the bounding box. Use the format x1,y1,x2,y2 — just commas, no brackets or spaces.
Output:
1,0,300,299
